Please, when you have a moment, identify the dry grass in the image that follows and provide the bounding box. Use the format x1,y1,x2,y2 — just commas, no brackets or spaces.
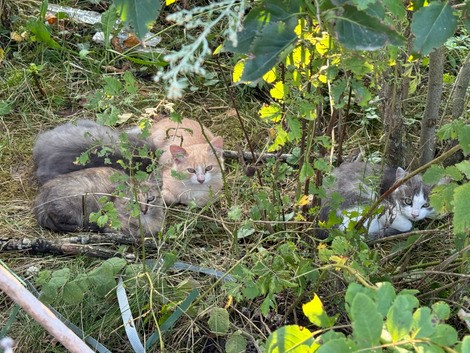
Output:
0,1,468,352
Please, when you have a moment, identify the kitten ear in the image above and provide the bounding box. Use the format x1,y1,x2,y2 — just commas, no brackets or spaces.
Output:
169,145,188,163
208,136,223,156
396,167,407,180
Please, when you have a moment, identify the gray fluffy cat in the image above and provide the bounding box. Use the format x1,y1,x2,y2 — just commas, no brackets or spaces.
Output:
33,167,164,236
33,120,155,185
319,161,436,239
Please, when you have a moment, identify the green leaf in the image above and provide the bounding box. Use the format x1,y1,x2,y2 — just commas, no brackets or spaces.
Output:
382,0,406,18
302,294,337,328
265,325,315,353
101,4,118,49
317,338,354,353
464,2,470,32
102,257,127,275
432,302,451,320
430,182,456,214
350,293,382,347
453,183,470,234
375,282,396,317
411,2,458,55
225,332,247,353
208,308,230,335
423,165,446,184
0,101,13,115
455,161,470,179
462,336,470,353
457,124,470,156
300,162,315,183
429,324,458,346
411,307,436,338
27,20,61,49
241,20,298,82
334,5,405,50
114,0,163,39
62,280,85,304
386,295,419,342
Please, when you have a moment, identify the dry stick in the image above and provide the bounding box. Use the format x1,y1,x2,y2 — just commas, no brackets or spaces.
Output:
0,265,94,353
354,144,462,231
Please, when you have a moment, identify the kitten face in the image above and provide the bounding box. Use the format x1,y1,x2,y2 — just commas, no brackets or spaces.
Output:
169,137,223,186
393,169,433,221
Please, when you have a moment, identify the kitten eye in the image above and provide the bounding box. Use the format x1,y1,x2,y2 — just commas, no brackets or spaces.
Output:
404,198,412,205
187,168,196,174
147,196,156,203
422,202,430,208
205,165,213,172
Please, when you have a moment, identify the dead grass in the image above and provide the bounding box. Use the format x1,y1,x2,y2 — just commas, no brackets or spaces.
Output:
0,1,468,352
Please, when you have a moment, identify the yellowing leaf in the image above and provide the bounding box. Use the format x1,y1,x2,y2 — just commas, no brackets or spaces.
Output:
268,126,288,152
286,46,311,68
270,81,286,100
232,60,245,83
166,0,177,5
315,33,332,55
318,74,327,83
302,294,338,328
259,104,282,122
263,68,277,83
213,44,223,55
10,32,24,42
297,195,311,206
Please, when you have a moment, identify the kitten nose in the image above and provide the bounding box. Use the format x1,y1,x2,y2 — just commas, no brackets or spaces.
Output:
197,178,205,184
141,204,148,214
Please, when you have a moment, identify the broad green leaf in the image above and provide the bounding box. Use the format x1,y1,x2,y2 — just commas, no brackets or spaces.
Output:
457,124,470,155
317,338,353,353
300,162,315,183
115,0,163,39
423,165,446,184
225,332,248,353
462,336,470,353
62,280,85,304
445,165,463,182
432,302,451,320
430,182,456,214
429,324,458,346
386,295,419,342
242,20,298,82
351,293,382,347
265,325,315,353
334,5,405,50
375,282,396,317
102,257,127,275
27,20,61,49
208,307,230,335
455,161,470,179
382,0,406,18
411,2,458,55
345,282,375,310
352,0,375,11
49,268,71,288
453,183,470,234
302,294,337,328
411,307,436,338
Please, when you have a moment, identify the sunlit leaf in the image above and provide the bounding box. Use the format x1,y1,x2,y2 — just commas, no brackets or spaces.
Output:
263,68,278,83
232,60,245,83
270,81,287,100
259,104,282,122
265,325,316,353
351,293,382,346
302,294,337,328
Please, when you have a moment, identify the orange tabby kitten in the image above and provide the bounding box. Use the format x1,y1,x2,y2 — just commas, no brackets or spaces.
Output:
150,117,224,207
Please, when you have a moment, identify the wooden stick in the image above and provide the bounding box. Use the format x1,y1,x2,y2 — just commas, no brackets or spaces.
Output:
0,264,94,353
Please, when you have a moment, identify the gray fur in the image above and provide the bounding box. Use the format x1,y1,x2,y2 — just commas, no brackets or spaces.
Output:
33,120,156,185
319,161,434,239
33,167,165,236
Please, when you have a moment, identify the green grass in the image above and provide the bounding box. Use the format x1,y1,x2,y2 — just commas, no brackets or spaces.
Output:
0,1,468,353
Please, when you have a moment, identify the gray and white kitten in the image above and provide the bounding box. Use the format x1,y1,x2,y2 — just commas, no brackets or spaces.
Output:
33,120,155,185
319,161,435,239
33,167,164,236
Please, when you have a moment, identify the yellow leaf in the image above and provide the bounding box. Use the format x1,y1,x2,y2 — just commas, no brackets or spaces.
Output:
213,44,223,55
286,46,311,68
330,255,348,266
315,33,332,56
0,48,4,64
263,68,277,83
232,60,245,83
166,0,177,5
297,195,311,206
270,81,286,100
318,74,327,83
10,32,24,42
259,104,282,122
317,243,327,250
302,295,325,322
